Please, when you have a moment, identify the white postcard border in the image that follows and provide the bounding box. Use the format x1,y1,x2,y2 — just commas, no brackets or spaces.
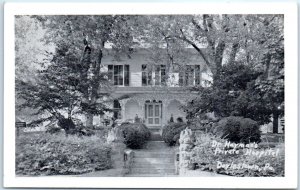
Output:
4,2,298,188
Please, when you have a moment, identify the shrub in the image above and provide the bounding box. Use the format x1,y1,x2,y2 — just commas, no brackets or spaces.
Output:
46,126,62,134
16,132,112,176
215,116,261,143
118,123,151,149
190,132,284,177
176,117,183,123
162,122,186,146
45,119,95,136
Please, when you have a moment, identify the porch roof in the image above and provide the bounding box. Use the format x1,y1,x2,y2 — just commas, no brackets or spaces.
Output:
111,86,194,94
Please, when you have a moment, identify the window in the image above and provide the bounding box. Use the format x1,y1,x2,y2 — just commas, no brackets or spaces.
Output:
107,65,130,86
186,65,194,86
142,64,166,86
113,100,121,119
155,65,166,86
179,65,201,86
142,64,152,86
179,70,184,86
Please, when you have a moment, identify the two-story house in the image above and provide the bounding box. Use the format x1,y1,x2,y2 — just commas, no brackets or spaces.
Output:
95,48,212,131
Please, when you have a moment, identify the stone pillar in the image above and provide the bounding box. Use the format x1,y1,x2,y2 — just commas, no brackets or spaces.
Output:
162,99,169,126
107,127,127,174
178,128,195,175
107,127,126,157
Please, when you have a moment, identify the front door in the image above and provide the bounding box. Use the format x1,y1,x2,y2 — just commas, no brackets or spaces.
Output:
145,103,162,127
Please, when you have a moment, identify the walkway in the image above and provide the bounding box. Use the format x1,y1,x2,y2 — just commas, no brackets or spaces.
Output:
125,141,177,177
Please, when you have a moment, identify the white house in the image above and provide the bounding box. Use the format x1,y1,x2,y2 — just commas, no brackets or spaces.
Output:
94,48,212,130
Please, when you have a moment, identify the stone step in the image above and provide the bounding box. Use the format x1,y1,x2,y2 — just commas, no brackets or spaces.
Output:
150,133,162,141
133,157,174,164
134,151,174,158
149,127,161,132
130,168,176,175
143,141,171,150
132,162,175,169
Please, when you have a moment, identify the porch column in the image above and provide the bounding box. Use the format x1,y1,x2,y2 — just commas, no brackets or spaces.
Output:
162,99,169,126
119,99,127,123
137,97,145,123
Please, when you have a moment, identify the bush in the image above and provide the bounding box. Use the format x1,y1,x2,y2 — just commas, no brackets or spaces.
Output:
46,126,62,134
215,116,261,143
118,123,151,149
162,122,186,146
45,119,95,136
16,132,112,176
191,132,284,177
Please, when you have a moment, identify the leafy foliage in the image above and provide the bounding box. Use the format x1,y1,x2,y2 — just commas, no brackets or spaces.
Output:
16,132,112,176
118,123,151,149
214,116,261,143
16,15,139,129
191,132,284,177
185,60,283,126
162,122,187,146
140,15,284,128
16,40,112,134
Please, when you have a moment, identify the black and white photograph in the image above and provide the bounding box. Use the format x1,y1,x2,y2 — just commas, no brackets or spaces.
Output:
3,2,298,189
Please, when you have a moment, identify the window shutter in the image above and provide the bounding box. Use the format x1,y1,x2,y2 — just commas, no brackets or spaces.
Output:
124,65,130,86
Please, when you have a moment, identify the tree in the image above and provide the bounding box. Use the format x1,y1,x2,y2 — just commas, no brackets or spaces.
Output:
180,15,284,130
16,40,112,134
15,16,52,82
27,15,138,128
184,63,263,120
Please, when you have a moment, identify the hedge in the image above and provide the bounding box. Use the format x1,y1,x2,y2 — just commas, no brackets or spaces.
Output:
214,116,261,143
16,132,112,176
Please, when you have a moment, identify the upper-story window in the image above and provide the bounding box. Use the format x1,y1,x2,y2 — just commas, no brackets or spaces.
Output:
179,65,201,86
142,64,166,86
155,65,166,86
142,64,152,86
108,65,130,86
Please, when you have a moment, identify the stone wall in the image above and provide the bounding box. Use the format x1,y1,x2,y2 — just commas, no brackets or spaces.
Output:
106,127,133,176
177,128,196,175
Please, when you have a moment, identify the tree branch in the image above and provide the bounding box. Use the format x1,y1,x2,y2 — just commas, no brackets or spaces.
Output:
177,29,212,67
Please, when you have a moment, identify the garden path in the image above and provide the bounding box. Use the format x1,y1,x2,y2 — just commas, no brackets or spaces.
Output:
125,140,177,176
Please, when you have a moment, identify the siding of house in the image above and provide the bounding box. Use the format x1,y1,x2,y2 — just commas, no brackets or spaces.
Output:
101,49,211,88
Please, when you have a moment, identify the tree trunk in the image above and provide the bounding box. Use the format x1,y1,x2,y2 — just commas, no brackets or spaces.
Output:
227,43,239,65
57,117,76,135
272,111,279,134
214,41,226,82
85,46,104,129
263,54,271,79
